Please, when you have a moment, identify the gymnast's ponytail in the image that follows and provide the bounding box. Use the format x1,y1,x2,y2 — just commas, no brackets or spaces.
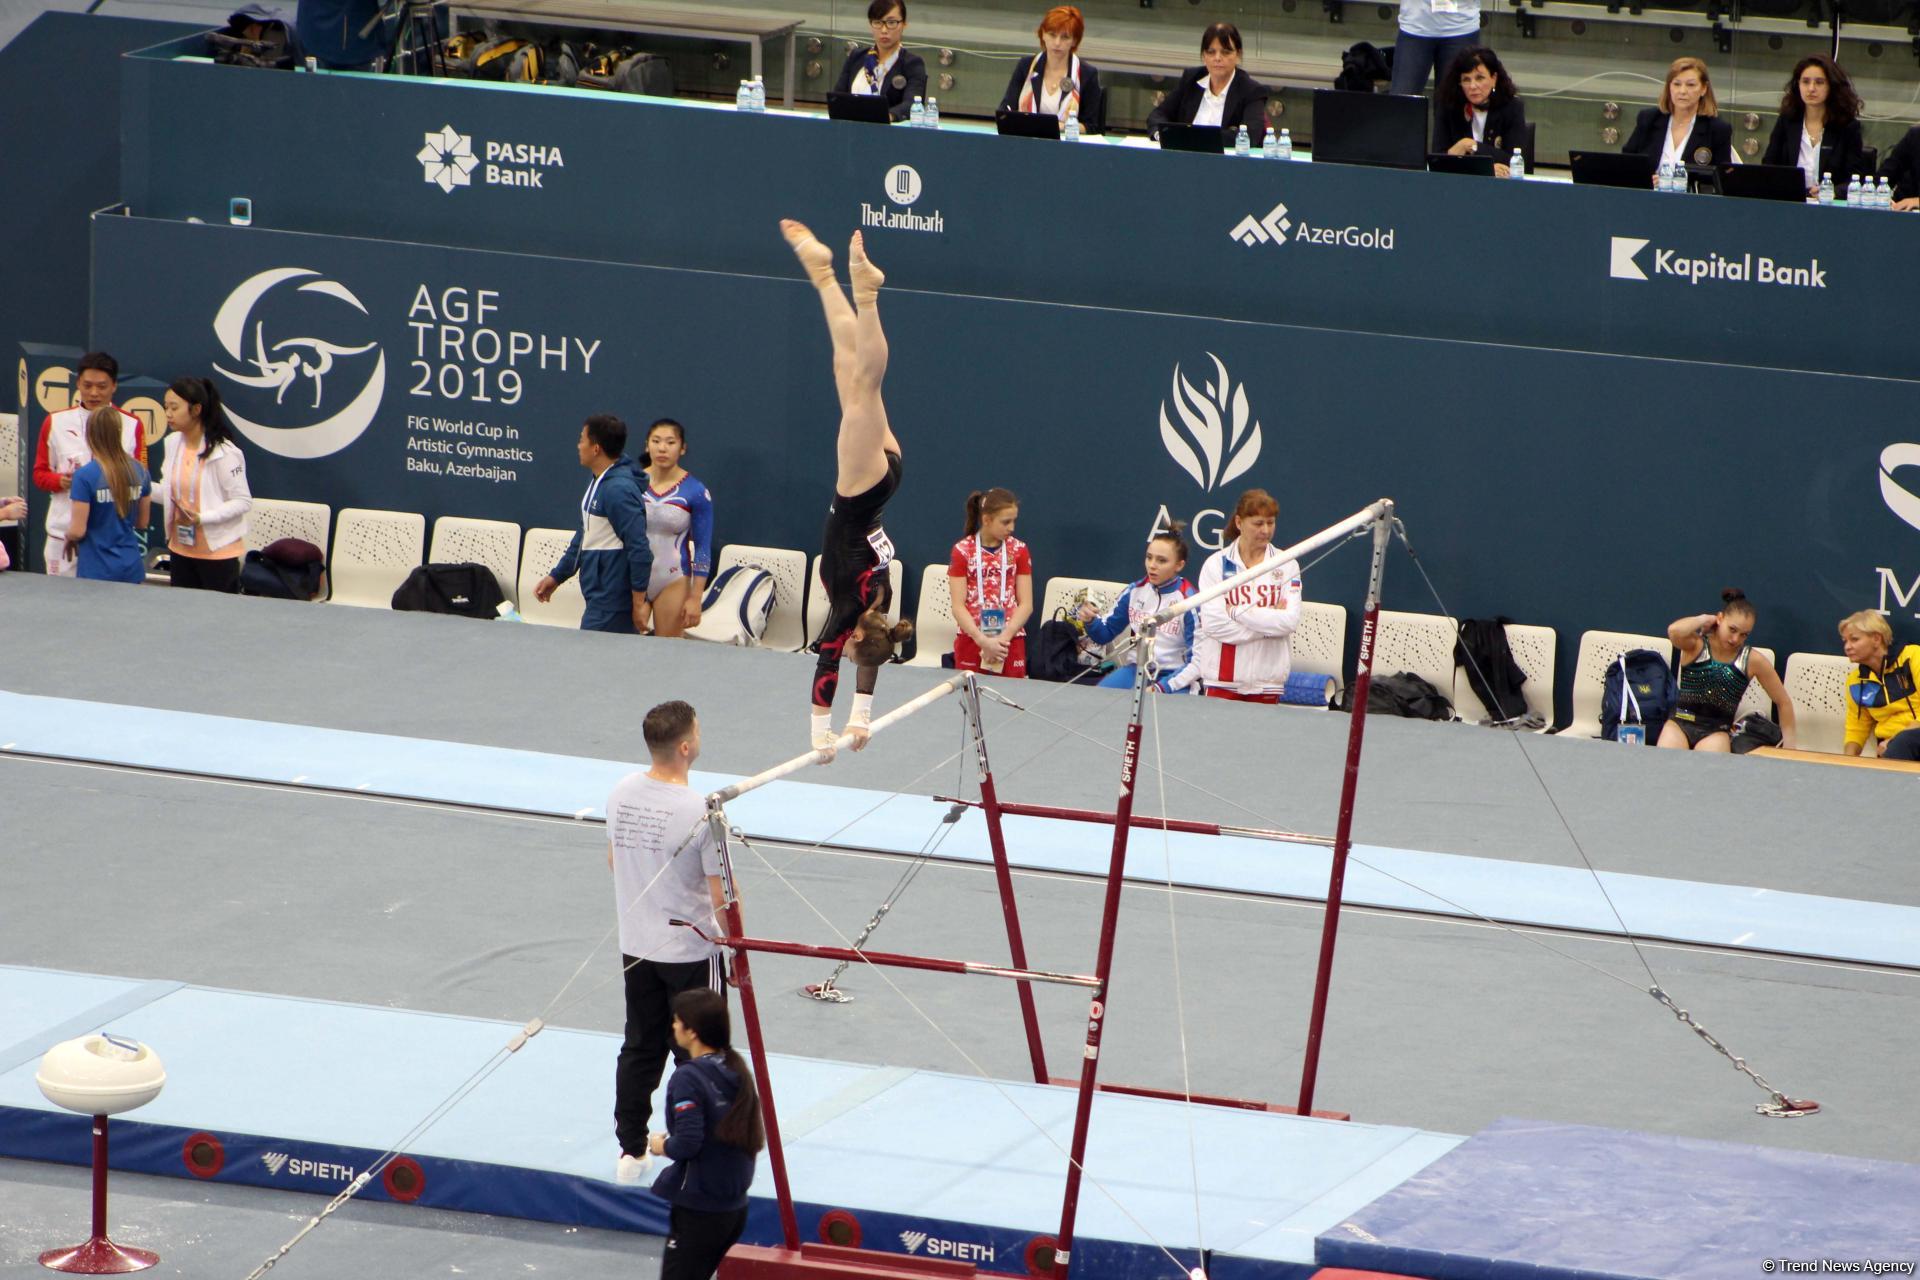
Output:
671,988,765,1153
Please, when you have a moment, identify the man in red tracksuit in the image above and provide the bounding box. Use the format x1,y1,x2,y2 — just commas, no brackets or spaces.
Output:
32,352,143,576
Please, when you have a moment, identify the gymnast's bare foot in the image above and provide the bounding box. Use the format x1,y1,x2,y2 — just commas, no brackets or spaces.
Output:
848,231,884,302
781,219,836,284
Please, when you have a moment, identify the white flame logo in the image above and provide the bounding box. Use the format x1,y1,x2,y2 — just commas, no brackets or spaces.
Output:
1883,443,1920,533
1159,353,1263,493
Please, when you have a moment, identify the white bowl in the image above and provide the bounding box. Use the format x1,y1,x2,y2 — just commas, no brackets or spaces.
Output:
36,1035,166,1116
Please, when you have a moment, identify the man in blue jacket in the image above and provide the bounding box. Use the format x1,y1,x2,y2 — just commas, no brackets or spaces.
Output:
536,414,654,633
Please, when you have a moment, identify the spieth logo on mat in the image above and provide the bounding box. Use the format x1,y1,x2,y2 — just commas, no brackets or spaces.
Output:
1159,353,1263,494
261,1151,357,1181
260,1152,290,1175
211,268,387,460
863,165,944,234
898,1230,995,1262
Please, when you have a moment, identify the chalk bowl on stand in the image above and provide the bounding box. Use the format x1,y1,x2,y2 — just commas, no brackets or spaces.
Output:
35,1034,167,1274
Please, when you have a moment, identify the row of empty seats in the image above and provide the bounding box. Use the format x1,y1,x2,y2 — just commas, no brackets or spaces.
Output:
45,492,1877,753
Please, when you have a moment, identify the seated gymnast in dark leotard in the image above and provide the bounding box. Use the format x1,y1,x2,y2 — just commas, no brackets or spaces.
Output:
781,219,914,755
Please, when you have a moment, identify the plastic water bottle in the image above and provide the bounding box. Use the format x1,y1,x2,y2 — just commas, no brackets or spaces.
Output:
1655,163,1672,192
1278,127,1293,160
909,95,925,127
495,601,525,623
1262,126,1278,159
1879,175,1894,209
1063,106,1081,142
1509,148,1525,180
1850,174,1866,208
1234,124,1251,157
926,96,940,129
735,79,751,111
1818,173,1834,205
750,76,766,112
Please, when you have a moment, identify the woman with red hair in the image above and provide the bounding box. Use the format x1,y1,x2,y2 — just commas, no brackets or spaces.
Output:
997,6,1105,134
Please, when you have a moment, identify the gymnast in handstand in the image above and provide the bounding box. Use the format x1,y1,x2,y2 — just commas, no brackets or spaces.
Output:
782,219,913,754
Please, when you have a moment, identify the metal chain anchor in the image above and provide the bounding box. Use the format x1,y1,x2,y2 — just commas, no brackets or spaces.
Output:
1648,986,1818,1118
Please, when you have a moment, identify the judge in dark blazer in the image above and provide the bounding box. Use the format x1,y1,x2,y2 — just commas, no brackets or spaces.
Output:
998,6,1106,134
1433,46,1527,174
1622,56,1733,182
832,0,928,123
1146,22,1271,145
1761,54,1866,198
1881,125,1920,210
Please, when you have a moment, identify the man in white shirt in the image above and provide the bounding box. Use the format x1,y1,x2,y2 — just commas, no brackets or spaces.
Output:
31,351,143,577
609,700,729,1185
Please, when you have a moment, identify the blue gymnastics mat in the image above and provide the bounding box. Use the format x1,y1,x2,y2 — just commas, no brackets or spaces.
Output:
0,964,1461,1278
5,689,1919,970
1317,1116,1920,1280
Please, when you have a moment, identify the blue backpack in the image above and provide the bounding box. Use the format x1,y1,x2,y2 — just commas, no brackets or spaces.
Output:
1599,648,1675,743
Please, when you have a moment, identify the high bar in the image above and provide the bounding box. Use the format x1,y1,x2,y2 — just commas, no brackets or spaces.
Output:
1148,499,1395,627
706,674,968,806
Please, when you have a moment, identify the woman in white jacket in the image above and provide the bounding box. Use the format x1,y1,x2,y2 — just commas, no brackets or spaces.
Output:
1195,488,1303,702
160,378,252,592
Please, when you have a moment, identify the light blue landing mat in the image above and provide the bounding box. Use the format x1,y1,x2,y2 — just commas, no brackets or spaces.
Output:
1319,1116,1920,1280
5,690,1919,969
0,963,1460,1277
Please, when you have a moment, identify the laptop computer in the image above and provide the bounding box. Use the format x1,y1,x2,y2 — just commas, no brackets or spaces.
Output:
996,109,1062,141
1159,123,1229,153
826,91,892,125
1719,163,1810,202
1427,152,1500,177
1310,89,1426,170
1569,151,1655,189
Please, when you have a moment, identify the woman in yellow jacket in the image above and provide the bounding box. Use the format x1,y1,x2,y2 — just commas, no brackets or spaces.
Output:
1838,610,1920,761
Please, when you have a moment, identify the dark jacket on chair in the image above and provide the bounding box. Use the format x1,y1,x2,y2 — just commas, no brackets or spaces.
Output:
832,45,929,121
1147,66,1271,143
1879,123,1920,201
1761,114,1865,196
1433,98,1528,160
997,53,1106,133
1622,108,1733,168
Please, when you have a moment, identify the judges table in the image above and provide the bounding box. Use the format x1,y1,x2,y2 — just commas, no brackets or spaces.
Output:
118,34,1920,384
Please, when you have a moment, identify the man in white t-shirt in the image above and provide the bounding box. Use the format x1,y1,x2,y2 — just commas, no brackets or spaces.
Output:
609,700,729,1186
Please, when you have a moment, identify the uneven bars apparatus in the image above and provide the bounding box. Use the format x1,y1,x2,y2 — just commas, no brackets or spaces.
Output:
707,499,1396,1280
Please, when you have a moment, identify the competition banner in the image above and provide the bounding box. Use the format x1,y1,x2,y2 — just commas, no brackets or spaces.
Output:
92,214,1919,711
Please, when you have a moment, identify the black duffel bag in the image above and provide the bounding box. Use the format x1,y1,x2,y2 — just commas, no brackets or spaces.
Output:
391,562,506,618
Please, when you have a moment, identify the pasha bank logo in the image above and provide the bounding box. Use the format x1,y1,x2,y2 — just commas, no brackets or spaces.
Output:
418,125,480,192
211,268,386,460
418,123,565,192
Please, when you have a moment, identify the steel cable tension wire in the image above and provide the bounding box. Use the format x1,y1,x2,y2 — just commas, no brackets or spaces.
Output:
1389,519,1818,1119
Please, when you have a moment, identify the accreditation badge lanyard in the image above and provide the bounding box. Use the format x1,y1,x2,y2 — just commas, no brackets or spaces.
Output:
971,536,1015,634
174,449,203,547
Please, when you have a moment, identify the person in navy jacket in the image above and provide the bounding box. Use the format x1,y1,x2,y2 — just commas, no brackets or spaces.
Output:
536,414,654,634
1147,22,1271,144
1761,54,1866,198
1433,46,1528,174
831,0,928,122
1622,56,1733,181
997,6,1106,134
646,989,761,1280
1079,523,1202,693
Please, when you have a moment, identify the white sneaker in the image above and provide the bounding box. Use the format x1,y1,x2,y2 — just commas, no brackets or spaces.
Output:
615,1152,652,1184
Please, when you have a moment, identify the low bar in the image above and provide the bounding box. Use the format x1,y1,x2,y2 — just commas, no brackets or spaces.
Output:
936,796,1335,848
683,926,1100,988
707,675,966,805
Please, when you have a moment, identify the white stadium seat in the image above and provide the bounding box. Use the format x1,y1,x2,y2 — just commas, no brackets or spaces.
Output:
329,508,425,609
0,413,19,500
517,528,585,628
1567,629,1671,739
430,515,521,606
245,498,332,560
1782,652,1854,754
1732,646,1777,724
686,545,808,651
907,563,960,668
1290,602,1347,702
1453,622,1557,729
1373,610,1459,712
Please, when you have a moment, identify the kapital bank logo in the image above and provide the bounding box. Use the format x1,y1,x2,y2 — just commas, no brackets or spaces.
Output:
1160,353,1263,493
1608,234,1826,288
212,268,386,460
